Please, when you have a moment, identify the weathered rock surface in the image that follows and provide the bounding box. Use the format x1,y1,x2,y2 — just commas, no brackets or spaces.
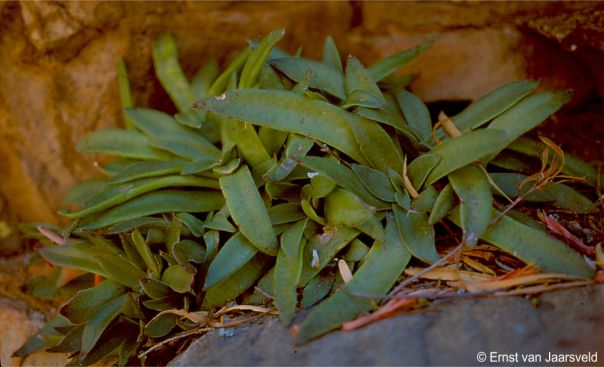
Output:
170,285,604,366
0,1,602,239
526,7,604,99
0,297,70,367
0,297,43,367
0,254,72,366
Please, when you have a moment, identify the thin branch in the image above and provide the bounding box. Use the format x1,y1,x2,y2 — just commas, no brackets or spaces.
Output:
387,243,464,297
349,280,592,302
138,327,211,360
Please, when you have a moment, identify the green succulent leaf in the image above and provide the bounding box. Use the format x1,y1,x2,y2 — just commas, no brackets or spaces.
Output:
484,91,570,160
176,212,205,237
79,321,138,367
117,58,135,130
220,166,278,255
204,211,236,233
368,41,432,82
60,279,125,324
192,59,219,99
274,223,307,324
449,208,594,278
407,153,440,190
108,160,187,184
448,164,493,246
195,89,366,163
144,313,178,338
452,80,540,132
205,232,258,289
207,49,250,97
422,129,510,187
79,189,224,230
301,157,388,209
63,175,219,219
351,164,395,202
82,294,126,354
298,226,359,286
143,295,184,312
343,56,386,109
393,205,439,264
162,264,195,293
124,108,190,136
270,57,345,99
97,255,146,290
77,129,172,160
240,28,285,89
295,214,411,343
348,115,404,173
343,239,370,262
47,324,84,354
202,253,271,309
141,278,173,299
322,36,343,72
39,244,108,277
356,94,416,142
106,217,170,234
152,33,197,113
151,131,222,161
62,179,107,208
412,185,438,212
309,174,337,200
396,90,432,143
489,173,597,214
324,188,376,227
264,135,314,182
268,203,306,225
428,183,455,225
172,240,206,264
131,229,161,276
12,315,71,357
257,63,286,91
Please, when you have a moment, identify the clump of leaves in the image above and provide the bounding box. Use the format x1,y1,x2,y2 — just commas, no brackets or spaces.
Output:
15,29,602,365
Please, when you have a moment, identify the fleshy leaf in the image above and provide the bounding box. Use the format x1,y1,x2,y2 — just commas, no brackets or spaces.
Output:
205,233,258,289
77,129,172,160
162,264,195,293
195,90,366,163
295,215,411,343
448,164,493,246
79,189,224,230
449,208,594,278
81,295,126,354
393,206,439,263
220,166,278,255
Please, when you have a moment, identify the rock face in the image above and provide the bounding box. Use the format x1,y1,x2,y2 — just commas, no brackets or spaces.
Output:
0,1,602,249
0,254,70,366
0,297,69,367
170,285,604,366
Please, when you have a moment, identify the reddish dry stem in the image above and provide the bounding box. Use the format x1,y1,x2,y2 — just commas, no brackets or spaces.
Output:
342,298,417,331
541,213,594,256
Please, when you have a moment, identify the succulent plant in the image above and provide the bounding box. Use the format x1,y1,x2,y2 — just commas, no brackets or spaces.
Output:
15,29,600,365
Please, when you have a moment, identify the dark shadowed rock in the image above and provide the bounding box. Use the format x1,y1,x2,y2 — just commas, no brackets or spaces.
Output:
170,285,604,366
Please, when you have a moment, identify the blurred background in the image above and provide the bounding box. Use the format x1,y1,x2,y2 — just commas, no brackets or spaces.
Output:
0,2,603,364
